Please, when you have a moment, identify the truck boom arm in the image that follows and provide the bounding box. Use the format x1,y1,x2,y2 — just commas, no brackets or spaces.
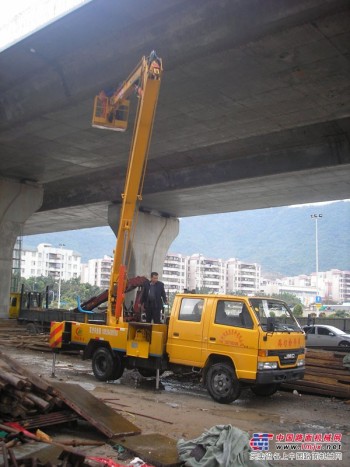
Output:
92,52,162,325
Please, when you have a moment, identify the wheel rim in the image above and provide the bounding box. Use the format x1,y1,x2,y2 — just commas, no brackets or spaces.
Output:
212,369,231,396
96,355,107,372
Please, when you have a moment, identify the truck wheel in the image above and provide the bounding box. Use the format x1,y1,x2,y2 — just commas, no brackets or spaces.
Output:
251,383,280,397
206,363,241,404
92,347,123,381
111,353,125,380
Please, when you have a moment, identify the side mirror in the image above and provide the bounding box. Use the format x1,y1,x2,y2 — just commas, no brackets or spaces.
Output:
267,317,275,332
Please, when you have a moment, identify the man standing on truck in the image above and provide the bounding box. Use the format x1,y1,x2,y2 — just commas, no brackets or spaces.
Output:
141,272,167,324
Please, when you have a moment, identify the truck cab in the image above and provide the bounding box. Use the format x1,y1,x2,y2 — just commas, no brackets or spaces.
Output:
166,294,305,403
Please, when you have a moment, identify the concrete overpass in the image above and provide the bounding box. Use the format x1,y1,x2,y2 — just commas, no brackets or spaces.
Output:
1,0,350,315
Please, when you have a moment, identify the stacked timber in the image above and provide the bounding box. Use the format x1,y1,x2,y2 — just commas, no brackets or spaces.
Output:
282,348,350,399
0,333,50,351
0,320,50,351
0,350,61,420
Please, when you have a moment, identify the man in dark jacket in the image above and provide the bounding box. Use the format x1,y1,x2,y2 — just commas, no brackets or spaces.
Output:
141,272,167,323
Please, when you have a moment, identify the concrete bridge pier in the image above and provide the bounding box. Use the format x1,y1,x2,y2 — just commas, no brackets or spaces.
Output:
108,205,179,280
0,179,43,318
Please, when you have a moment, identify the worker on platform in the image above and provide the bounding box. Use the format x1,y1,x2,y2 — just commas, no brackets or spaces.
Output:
141,272,167,324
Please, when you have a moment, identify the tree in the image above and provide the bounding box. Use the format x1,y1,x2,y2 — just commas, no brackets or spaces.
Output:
329,310,350,319
20,276,104,309
292,303,303,317
271,292,301,308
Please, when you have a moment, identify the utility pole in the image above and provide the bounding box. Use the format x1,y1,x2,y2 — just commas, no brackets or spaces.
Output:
311,214,322,311
57,243,65,308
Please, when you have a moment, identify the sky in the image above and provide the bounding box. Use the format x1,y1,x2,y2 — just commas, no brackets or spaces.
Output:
0,0,89,50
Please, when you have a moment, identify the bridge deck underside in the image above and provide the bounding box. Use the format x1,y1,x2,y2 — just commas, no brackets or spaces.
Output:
0,0,349,234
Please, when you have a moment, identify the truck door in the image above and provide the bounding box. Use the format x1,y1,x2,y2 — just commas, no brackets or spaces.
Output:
167,297,205,366
205,299,259,381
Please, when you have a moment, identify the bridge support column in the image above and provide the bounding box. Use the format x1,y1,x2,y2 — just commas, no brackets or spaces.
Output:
0,179,43,318
108,206,179,279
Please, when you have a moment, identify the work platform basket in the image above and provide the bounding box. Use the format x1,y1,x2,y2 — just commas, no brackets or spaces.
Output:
92,95,130,131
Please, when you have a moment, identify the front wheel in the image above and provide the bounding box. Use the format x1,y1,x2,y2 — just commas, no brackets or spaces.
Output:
251,383,280,397
338,341,350,347
206,363,241,404
92,347,124,381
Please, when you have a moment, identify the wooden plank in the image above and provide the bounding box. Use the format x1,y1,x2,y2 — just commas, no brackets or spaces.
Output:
282,383,349,398
0,350,53,394
306,349,348,360
305,368,350,382
306,358,345,370
306,362,346,373
283,379,350,398
50,381,140,438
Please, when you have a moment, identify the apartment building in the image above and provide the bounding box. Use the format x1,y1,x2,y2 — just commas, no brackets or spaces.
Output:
81,255,113,288
261,274,320,307
21,243,81,280
187,254,226,294
226,258,261,295
262,270,350,306
78,252,259,296
19,244,350,306
313,269,350,303
162,253,187,294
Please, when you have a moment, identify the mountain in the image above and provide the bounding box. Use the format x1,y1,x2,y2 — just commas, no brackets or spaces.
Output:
22,200,350,277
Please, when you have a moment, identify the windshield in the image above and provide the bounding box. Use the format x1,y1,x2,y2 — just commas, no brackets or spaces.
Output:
249,298,303,332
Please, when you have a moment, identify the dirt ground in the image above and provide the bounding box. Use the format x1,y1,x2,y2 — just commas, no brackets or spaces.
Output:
1,343,350,466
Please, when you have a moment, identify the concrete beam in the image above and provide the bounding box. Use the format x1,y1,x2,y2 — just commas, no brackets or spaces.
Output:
0,179,43,318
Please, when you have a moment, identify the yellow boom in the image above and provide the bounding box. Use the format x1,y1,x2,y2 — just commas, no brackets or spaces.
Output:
92,51,163,325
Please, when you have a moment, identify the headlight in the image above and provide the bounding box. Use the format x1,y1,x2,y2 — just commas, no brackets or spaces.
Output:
297,359,305,367
258,361,278,370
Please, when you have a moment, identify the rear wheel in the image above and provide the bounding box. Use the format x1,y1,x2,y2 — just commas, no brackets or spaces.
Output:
92,347,124,381
206,362,241,404
251,383,280,397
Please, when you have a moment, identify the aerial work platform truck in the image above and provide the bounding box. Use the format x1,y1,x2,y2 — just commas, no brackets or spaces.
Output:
50,52,305,403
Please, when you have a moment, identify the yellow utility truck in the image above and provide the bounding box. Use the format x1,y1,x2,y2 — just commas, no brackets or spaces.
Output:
50,52,305,403
51,293,305,403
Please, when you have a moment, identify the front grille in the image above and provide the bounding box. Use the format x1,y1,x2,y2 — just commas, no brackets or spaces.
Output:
268,348,303,366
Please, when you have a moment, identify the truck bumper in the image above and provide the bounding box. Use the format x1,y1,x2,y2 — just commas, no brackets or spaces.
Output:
256,367,305,384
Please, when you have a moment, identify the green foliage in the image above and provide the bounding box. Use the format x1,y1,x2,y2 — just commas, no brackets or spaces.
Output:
20,276,104,309
271,292,301,308
293,303,304,317
329,310,350,318
196,287,212,294
23,275,56,292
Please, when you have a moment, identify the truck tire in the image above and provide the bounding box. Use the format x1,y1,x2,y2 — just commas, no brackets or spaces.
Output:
92,348,124,381
251,383,280,397
206,363,241,404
